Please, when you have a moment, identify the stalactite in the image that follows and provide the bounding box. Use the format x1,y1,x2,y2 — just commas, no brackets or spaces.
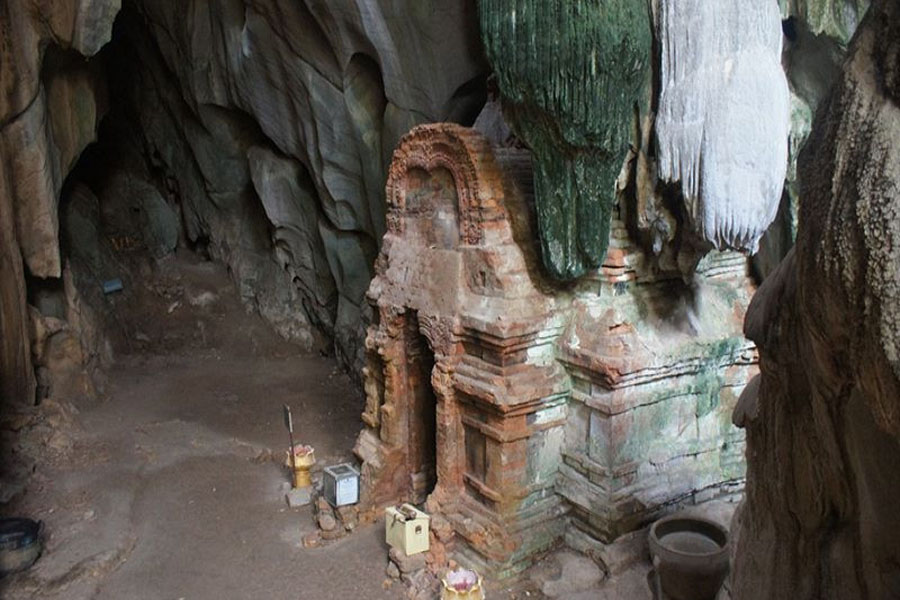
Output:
655,0,790,254
479,0,652,280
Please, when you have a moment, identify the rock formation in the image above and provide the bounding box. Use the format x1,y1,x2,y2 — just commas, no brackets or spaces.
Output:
754,0,870,278
105,0,489,369
0,0,489,407
655,0,790,253
478,1,798,280
1,0,119,406
782,0,869,41
478,0,652,280
5,1,897,592
3,0,869,404
733,0,900,596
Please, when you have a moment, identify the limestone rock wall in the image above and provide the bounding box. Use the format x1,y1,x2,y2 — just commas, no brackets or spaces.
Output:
479,0,792,280
111,0,488,369
781,0,869,41
755,0,871,278
0,0,119,405
3,0,877,402
1,0,489,401
733,1,900,596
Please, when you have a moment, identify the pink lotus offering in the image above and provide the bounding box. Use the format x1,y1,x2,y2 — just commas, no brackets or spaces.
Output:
447,568,477,591
441,567,484,598
288,444,314,458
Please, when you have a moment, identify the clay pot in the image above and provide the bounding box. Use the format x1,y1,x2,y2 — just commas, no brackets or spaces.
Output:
648,515,730,600
440,568,485,600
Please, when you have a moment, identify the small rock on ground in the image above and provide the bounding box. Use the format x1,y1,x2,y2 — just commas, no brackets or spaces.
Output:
389,547,427,574
386,561,401,579
318,513,337,531
285,487,312,508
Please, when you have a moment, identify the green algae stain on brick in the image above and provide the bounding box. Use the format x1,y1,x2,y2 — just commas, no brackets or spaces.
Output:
478,0,652,280
694,338,744,419
611,336,746,466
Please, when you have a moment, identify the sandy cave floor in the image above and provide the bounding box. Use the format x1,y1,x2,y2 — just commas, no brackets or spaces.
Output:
0,252,735,600
1,253,402,600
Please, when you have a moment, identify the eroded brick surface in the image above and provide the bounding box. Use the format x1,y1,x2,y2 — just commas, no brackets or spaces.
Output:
354,123,756,577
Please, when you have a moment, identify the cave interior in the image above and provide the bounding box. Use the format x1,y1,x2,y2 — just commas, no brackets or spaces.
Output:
1,1,898,599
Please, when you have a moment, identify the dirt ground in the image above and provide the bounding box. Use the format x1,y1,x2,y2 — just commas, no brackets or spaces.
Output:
1,253,401,599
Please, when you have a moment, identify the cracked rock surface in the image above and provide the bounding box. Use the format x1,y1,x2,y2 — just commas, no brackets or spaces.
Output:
734,1,900,597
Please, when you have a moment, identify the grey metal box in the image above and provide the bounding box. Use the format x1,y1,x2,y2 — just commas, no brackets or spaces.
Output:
323,463,360,507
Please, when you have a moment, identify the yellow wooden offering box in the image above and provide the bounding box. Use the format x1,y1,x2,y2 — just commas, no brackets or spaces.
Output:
385,504,430,556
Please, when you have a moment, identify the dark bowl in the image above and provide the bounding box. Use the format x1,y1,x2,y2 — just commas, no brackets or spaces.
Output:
648,515,730,600
0,518,43,576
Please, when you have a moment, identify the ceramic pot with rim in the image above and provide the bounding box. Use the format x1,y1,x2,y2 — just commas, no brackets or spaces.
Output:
648,514,730,600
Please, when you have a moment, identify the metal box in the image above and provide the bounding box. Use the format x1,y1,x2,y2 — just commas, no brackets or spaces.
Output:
385,504,430,556
323,463,360,507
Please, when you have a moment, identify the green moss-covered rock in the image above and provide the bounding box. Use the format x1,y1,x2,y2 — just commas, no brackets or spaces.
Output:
780,0,870,43
479,0,652,280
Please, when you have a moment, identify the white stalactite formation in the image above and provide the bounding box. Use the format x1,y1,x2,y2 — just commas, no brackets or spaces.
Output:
655,0,791,253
